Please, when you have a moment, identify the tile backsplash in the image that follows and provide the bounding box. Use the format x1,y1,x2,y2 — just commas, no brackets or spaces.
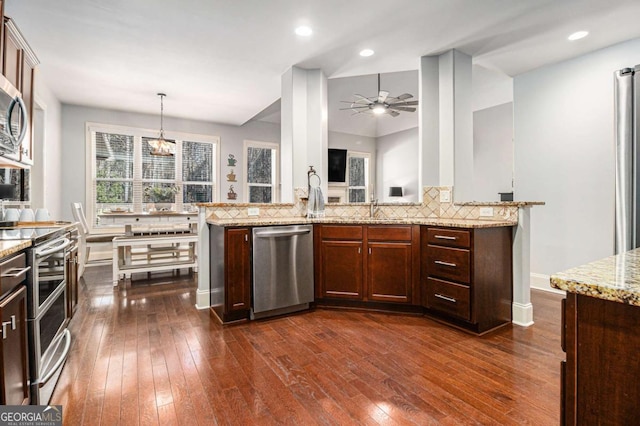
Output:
201,186,518,223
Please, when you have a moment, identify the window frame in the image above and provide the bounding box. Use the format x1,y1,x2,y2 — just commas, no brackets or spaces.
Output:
86,122,220,230
243,139,280,203
347,151,371,203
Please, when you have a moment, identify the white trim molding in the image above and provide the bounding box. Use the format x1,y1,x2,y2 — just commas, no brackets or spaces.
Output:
512,302,534,327
531,272,566,295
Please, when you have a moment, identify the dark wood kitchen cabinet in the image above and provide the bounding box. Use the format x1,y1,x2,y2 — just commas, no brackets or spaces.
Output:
314,224,419,306
210,226,251,323
561,293,640,425
225,228,251,312
366,225,419,304
1,16,38,166
315,225,364,300
2,17,20,91
422,226,512,334
0,284,29,405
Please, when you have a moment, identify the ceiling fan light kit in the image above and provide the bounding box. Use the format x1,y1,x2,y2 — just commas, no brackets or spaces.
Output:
340,73,418,118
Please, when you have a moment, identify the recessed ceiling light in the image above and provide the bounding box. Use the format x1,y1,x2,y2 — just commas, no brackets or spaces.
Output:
295,26,312,37
360,49,374,57
568,31,589,41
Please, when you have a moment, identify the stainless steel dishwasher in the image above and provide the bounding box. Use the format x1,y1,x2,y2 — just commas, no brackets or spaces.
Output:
251,224,314,319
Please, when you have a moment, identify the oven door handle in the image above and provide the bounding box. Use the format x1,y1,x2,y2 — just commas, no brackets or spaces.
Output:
38,329,71,387
37,238,72,258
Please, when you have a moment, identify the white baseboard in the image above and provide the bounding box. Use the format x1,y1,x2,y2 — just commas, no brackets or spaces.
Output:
195,289,210,310
512,302,534,327
531,272,566,295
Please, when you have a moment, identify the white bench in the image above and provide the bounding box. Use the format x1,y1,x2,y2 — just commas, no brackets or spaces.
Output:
112,231,198,286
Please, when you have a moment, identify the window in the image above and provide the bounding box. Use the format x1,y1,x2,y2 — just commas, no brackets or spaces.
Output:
88,123,218,227
347,152,370,203
244,140,279,203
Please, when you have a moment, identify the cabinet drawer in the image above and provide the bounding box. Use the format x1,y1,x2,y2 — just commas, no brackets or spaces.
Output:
426,245,470,283
320,225,363,240
367,225,412,242
425,278,471,321
0,253,28,299
427,228,471,248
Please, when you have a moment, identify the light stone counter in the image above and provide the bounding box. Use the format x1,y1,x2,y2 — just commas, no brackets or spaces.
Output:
456,201,545,207
0,240,31,258
550,248,640,306
206,216,516,229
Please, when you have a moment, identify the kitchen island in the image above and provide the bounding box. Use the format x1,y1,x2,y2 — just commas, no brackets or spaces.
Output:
206,215,515,333
551,249,640,425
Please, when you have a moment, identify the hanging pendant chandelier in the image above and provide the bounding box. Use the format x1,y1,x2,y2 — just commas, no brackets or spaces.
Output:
148,93,176,156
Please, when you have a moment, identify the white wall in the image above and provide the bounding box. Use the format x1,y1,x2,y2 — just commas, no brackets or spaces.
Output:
514,37,640,278
33,79,63,219
61,104,280,221
328,131,376,154
376,127,419,202
473,102,513,201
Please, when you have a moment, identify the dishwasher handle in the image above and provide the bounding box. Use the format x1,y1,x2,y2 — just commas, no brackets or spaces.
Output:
254,229,312,238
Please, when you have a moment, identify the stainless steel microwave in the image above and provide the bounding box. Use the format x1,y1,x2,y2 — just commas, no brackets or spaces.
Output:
0,73,27,155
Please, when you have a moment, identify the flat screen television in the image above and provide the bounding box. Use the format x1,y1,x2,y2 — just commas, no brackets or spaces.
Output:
328,149,347,183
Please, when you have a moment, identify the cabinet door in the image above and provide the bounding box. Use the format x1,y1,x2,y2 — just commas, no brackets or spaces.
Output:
0,285,29,405
367,242,412,303
19,55,34,165
320,241,363,299
225,228,251,311
3,19,21,91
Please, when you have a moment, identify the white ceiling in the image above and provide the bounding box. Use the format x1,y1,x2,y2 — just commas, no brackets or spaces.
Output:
7,0,640,126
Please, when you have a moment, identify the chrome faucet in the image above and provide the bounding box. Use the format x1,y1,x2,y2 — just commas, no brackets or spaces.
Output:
369,196,378,218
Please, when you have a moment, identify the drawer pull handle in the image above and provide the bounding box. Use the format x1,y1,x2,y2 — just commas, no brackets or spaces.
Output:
434,260,457,267
1,315,16,339
434,293,457,303
435,235,457,240
1,266,30,279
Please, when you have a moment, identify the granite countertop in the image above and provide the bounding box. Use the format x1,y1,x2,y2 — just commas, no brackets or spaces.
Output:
0,240,32,258
456,201,545,207
207,216,516,229
550,248,640,306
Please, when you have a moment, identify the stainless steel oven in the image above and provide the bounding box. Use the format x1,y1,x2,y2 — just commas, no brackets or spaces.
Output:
26,233,72,405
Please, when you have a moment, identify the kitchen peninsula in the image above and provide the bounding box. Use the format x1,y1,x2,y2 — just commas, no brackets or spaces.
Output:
551,250,640,425
197,187,543,334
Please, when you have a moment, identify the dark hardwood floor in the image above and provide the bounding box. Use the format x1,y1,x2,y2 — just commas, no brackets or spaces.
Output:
52,266,564,425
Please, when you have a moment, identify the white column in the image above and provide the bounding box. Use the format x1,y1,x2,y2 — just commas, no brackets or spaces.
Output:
512,206,534,326
195,207,210,309
418,56,440,199
281,66,328,202
438,50,474,201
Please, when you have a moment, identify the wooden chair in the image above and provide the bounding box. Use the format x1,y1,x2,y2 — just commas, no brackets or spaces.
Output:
70,202,124,277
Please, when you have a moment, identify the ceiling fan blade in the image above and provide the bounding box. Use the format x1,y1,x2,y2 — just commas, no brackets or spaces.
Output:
395,93,413,100
390,106,416,112
388,110,400,117
399,100,419,106
339,106,371,110
378,90,389,103
354,94,374,102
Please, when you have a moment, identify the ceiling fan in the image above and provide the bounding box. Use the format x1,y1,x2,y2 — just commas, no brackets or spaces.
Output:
340,73,418,117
